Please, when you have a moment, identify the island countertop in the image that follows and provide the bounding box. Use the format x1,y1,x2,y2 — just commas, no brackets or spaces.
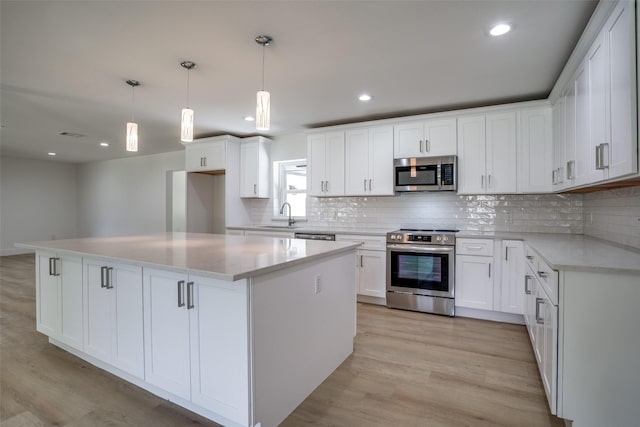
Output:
17,232,361,281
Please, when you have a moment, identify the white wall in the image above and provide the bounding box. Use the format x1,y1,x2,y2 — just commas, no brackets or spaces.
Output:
583,186,640,249
0,156,78,255
270,132,306,162
77,151,184,237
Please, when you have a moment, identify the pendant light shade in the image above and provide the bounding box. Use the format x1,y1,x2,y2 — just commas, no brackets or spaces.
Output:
125,79,140,152
180,61,197,142
255,35,273,131
256,90,270,131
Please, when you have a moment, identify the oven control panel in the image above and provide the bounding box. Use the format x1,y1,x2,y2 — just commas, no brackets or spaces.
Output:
387,231,455,245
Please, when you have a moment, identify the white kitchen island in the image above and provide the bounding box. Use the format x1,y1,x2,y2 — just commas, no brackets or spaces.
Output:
18,232,360,427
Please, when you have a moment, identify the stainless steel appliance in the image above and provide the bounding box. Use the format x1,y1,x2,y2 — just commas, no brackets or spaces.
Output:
394,155,456,192
294,232,336,241
386,229,457,316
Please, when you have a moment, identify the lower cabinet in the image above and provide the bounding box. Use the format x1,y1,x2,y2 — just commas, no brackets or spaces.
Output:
336,234,386,302
455,238,495,310
143,268,249,426
84,258,144,378
36,251,83,350
499,240,525,314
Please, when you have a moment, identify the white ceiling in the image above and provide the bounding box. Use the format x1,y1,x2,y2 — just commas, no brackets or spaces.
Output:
0,0,597,164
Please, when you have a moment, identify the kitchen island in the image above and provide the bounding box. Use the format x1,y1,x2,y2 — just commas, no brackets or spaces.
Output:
17,233,360,427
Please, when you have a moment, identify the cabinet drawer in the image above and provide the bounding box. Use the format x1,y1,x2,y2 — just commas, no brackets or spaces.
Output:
456,238,494,256
535,258,558,305
336,234,386,251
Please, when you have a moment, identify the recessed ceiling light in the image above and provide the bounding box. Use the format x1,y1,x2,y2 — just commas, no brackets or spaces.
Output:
358,94,372,101
490,23,511,36
99,142,109,147
48,152,56,156
244,116,255,122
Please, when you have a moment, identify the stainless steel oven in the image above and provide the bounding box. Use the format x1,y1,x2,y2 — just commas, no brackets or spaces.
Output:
386,229,456,316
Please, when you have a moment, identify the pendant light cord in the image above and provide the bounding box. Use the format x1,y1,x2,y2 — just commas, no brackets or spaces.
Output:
130,84,135,122
261,44,265,90
186,68,191,108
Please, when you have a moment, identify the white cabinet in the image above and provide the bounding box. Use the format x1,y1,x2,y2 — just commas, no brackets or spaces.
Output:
143,268,249,425
84,258,144,378
36,252,83,350
240,136,270,198
345,126,394,196
393,118,457,158
551,97,566,190
336,234,386,302
307,132,345,197
499,240,524,315
185,139,226,172
455,239,495,310
518,107,553,193
457,112,517,194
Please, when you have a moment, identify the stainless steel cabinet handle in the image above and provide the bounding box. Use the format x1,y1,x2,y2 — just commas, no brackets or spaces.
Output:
425,139,430,152
177,280,185,307
524,275,532,295
535,298,545,324
419,140,423,153
48,257,55,276
101,266,108,288
488,174,493,189
526,255,534,260
567,160,575,180
481,175,485,189
600,143,609,168
364,179,367,191
106,267,114,289
253,184,257,194
505,247,509,261
488,263,492,277
538,271,548,278
187,281,195,309
595,145,602,170
325,181,329,192
203,157,207,167
368,179,372,191
360,255,364,267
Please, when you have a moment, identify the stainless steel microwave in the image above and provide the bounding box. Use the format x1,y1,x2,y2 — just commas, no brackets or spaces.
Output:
394,155,457,192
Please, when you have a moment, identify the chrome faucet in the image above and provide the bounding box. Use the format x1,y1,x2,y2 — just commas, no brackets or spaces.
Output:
279,202,295,226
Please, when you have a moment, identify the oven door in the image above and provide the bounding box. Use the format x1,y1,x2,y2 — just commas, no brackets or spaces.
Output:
386,244,454,298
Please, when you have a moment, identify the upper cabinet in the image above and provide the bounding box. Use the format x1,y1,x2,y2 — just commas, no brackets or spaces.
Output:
393,118,457,158
307,132,345,197
518,107,553,193
240,136,271,198
457,112,517,194
345,126,394,196
185,139,226,172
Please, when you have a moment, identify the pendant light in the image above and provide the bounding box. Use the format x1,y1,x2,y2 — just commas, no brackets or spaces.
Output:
125,79,140,152
180,61,197,142
255,34,273,131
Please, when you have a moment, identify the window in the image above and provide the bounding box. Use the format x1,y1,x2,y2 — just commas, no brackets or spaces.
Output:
274,159,307,218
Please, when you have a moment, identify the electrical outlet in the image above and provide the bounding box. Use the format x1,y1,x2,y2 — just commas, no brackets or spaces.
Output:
314,275,322,294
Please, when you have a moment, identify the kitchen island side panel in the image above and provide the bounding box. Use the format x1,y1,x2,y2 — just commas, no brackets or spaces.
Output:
250,251,356,427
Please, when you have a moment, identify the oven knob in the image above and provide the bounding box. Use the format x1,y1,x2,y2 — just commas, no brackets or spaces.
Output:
443,236,448,243
391,235,396,240
436,236,442,242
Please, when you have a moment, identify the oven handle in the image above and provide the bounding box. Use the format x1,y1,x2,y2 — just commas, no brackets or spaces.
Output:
387,244,454,253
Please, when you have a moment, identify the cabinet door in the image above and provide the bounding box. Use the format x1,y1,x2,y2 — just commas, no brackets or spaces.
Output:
345,129,370,195
143,268,191,400
84,260,113,362
424,118,457,156
541,293,558,415
357,250,386,299
324,132,345,196
189,276,249,425
240,142,259,197
112,264,144,378
36,253,60,337
574,62,590,186
58,255,84,350
564,78,577,187
552,98,566,189
186,142,226,172
393,121,423,158
307,134,326,196
519,108,552,193
607,2,637,179
369,126,394,195
500,241,524,315
586,30,608,183
455,255,494,310
457,115,486,194
486,111,517,193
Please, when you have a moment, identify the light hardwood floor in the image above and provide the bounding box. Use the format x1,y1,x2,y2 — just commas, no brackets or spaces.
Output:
0,254,563,426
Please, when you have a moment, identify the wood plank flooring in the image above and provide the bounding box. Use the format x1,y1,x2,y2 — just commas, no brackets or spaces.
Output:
0,254,563,426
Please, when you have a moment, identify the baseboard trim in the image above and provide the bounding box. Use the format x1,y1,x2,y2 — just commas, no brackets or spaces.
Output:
455,306,525,325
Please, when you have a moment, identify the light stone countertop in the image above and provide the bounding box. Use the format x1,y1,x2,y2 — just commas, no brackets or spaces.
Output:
457,231,640,274
228,225,392,236
16,232,361,281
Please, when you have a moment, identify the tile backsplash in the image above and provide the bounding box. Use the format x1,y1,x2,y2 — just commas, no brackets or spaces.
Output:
247,192,584,234
583,186,640,249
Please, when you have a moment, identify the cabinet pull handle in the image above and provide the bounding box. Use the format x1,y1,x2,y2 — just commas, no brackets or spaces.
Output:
567,160,575,180
595,145,602,170
526,255,534,260
505,247,509,261
426,139,430,152
177,280,185,307
419,140,423,152
364,179,367,191
325,181,329,192
600,143,609,169
254,184,257,194
187,281,195,309
360,255,364,267
368,179,372,191
535,298,545,324
106,267,114,289
488,263,492,278
538,271,548,279
101,266,108,288
488,174,492,189
524,275,532,295
481,175,485,189
52,258,60,276
48,257,54,276
203,157,207,167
